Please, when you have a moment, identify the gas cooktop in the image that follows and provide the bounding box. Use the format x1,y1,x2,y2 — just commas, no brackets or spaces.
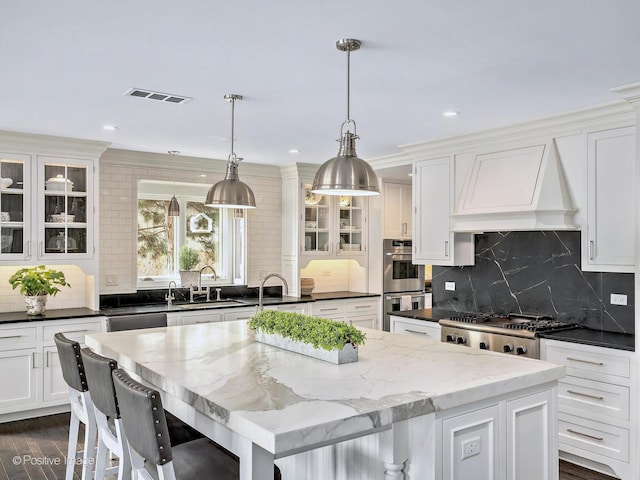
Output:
440,313,580,337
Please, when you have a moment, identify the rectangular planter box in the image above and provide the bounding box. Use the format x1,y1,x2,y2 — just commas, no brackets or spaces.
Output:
254,330,358,364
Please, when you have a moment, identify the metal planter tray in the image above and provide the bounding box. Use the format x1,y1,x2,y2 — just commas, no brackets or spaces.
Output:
254,330,358,364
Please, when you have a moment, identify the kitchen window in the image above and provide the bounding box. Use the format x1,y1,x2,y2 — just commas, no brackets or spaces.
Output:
136,180,246,288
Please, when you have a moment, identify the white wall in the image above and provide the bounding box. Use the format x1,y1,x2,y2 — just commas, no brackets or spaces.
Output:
99,149,283,294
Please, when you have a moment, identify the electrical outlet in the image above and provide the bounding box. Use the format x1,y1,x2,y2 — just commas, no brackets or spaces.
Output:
461,437,481,460
105,274,118,286
611,293,628,306
323,270,332,276
445,281,456,291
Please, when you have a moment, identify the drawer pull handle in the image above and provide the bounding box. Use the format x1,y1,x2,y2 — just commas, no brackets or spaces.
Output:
195,321,211,324
405,329,426,335
567,390,604,401
61,329,89,335
354,306,370,310
566,357,604,366
320,308,339,312
567,429,603,442
0,335,23,340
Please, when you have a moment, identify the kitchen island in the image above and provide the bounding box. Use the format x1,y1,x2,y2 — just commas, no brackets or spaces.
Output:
86,321,565,480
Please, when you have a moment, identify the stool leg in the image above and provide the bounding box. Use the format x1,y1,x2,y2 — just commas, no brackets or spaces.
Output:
80,391,97,480
66,408,80,480
94,432,108,480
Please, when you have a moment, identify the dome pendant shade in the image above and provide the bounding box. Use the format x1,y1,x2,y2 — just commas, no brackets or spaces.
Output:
312,38,379,196
168,195,180,216
205,159,256,208
311,132,380,196
205,93,256,209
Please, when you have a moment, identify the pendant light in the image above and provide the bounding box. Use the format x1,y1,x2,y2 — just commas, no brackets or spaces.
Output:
205,94,256,209
168,150,180,217
311,39,380,196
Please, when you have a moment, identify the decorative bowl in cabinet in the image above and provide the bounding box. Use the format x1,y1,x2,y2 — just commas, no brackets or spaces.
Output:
0,212,9,222
0,177,12,188
51,213,74,223
45,174,74,191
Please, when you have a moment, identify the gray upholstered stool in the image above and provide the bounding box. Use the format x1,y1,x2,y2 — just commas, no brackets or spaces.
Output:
81,348,132,480
106,313,167,332
54,333,98,480
111,368,239,480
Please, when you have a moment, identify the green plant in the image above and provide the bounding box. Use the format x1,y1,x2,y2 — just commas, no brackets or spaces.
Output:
8,266,70,297
249,310,366,351
179,245,199,270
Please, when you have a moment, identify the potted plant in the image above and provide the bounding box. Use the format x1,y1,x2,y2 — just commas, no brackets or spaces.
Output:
8,265,70,315
249,310,366,364
179,245,200,287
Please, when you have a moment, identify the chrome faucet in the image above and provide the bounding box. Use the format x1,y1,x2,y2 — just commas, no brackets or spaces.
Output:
166,280,177,306
190,265,218,302
258,273,289,311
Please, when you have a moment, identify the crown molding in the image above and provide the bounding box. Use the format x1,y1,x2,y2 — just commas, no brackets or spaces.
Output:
101,148,281,178
0,129,109,158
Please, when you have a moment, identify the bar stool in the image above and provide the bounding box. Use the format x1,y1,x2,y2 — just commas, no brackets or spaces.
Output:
54,333,98,480
80,348,131,480
111,368,239,479
106,313,167,332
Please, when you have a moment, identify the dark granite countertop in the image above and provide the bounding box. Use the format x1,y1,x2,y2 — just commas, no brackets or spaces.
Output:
539,328,635,352
0,307,103,325
388,308,462,323
97,291,380,317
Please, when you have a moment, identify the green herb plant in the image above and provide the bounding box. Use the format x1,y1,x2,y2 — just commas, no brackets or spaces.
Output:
249,310,366,351
8,266,70,297
179,245,200,270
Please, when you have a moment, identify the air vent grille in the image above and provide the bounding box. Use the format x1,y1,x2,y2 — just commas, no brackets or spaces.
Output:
124,88,192,104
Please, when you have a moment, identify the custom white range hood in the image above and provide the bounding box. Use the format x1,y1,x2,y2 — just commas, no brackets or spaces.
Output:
451,139,576,232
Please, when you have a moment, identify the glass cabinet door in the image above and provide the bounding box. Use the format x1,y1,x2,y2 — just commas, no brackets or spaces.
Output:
338,195,363,253
303,183,331,254
40,158,90,257
0,154,29,258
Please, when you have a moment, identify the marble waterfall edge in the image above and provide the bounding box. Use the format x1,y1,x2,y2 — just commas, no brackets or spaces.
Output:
254,330,358,364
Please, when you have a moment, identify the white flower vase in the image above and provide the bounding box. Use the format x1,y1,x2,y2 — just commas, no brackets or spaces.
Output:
24,295,48,315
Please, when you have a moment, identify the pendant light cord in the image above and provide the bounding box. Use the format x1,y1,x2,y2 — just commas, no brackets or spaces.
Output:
346,47,351,125
229,97,237,163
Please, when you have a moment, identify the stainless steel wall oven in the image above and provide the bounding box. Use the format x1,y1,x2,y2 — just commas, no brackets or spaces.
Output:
383,239,425,331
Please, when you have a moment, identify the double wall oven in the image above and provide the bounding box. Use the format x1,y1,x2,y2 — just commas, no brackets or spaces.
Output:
383,239,425,331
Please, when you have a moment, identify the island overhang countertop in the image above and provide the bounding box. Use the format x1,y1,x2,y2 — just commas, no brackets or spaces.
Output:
85,321,565,456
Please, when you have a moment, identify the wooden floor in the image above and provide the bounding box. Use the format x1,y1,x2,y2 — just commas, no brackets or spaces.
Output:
0,413,619,480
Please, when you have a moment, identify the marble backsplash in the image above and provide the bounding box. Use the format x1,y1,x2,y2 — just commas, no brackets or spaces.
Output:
432,231,635,334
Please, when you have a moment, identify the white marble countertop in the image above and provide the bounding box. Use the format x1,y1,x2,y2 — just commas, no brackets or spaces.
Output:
86,321,564,456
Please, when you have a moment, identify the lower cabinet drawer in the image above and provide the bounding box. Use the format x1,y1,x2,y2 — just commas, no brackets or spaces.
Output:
43,321,102,345
558,377,629,421
392,320,440,341
558,413,629,462
0,327,37,348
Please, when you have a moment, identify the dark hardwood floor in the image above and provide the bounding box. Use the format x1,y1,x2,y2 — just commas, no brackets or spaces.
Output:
0,413,619,479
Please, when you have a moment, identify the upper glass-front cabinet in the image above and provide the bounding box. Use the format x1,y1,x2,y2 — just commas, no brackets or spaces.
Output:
0,153,30,258
39,156,93,258
302,183,366,257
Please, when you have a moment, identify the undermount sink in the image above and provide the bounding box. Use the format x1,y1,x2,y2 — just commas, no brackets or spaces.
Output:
173,301,241,310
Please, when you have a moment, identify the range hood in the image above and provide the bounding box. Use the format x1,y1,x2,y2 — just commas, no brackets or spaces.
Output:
451,139,576,232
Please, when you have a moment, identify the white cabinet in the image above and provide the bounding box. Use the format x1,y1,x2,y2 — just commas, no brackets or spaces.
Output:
180,310,223,325
0,317,105,421
584,126,635,272
0,132,106,266
382,181,412,239
222,307,258,322
436,388,556,480
302,182,367,260
413,156,474,266
541,339,635,479
391,315,440,341
311,297,379,330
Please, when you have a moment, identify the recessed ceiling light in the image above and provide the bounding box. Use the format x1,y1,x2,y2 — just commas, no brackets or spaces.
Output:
200,174,207,178
443,111,459,117
289,149,300,154
103,125,118,131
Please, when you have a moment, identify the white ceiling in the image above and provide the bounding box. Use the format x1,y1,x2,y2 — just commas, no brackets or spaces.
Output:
3,1,640,177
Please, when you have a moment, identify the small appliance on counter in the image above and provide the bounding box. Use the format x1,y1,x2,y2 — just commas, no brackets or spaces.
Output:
382,239,425,331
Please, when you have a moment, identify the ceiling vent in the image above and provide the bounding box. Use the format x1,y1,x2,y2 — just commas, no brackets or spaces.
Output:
123,88,192,104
